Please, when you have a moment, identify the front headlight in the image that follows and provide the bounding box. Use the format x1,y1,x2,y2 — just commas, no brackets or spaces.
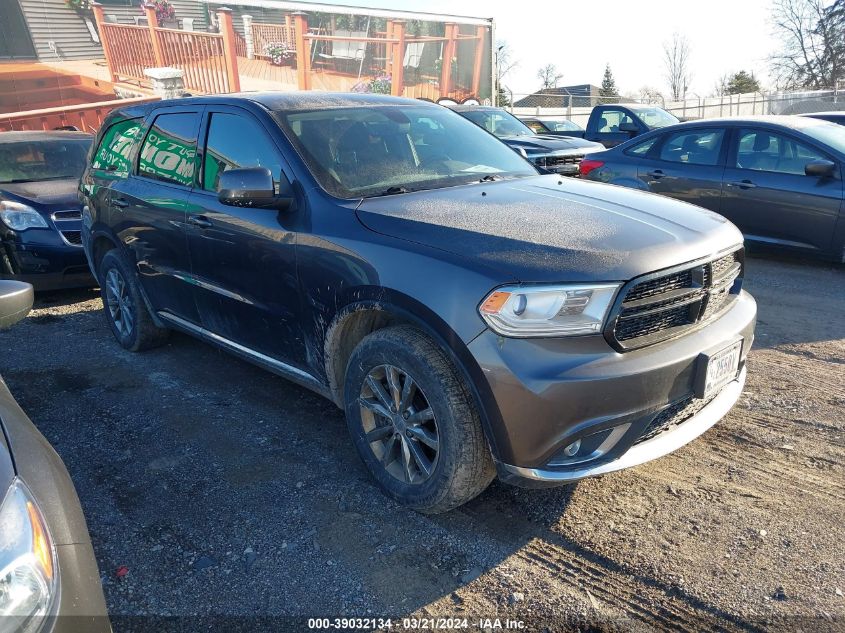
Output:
0,202,48,231
479,283,621,337
0,480,58,633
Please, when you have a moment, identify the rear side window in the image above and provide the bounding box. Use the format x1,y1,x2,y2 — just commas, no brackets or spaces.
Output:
138,112,201,186
658,129,724,166
624,136,657,157
202,113,283,192
91,117,141,177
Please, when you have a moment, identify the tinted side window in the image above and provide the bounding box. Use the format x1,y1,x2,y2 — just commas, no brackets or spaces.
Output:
202,113,283,192
624,136,657,157
736,129,826,175
138,112,200,186
91,117,142,177
658,129,724,166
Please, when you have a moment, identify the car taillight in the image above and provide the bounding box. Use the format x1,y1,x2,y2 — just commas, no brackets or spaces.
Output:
579,159,605,177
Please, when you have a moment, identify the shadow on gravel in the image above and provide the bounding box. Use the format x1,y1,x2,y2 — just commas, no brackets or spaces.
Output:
34,286,100,308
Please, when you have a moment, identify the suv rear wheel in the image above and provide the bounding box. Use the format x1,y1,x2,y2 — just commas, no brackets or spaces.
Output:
98,250,169,352
344,325,495,514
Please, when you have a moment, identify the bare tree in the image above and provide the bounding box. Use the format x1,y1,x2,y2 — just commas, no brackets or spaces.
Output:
495,40,519,106
638,86,665,105
537,64,563,89
663,33,693,100
769,0,845,90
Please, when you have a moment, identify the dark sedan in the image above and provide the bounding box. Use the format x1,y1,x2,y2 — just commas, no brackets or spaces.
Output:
581,116,845,262
0,131,96,290
800,111,845,126
0,281,109,631
448,105,604,176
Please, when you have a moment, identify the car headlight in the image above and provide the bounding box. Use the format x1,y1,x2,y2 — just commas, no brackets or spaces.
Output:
0,480,58,633
0,202,48,231
479,283,621,337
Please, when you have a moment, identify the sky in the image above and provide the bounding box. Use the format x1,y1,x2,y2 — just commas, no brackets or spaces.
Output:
339,0,778,98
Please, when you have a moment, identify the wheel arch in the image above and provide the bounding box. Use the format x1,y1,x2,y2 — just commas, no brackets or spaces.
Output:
321,288,505,460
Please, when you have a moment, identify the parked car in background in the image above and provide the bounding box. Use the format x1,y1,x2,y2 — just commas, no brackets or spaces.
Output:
583,104,679,148
81,93,755,513
0,280,110,632
800,111,845,126
448,105,604,176
0,131,95,290
519,117,586,138
580,115,845,262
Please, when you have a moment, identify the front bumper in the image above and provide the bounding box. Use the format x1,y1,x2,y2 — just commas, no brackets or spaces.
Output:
498,367,746,484
1,232,94,291
468,290,756,485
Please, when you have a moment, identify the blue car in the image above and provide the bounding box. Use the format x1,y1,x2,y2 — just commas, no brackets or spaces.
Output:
580,116,845,263
0,131,95,290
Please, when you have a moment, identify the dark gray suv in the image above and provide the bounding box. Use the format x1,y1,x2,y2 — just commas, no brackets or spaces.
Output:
80,93,756,513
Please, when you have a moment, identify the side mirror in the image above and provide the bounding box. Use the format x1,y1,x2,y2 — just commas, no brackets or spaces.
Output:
805,159,836,178
218,167,294,210
619,121,639,135
0,281,33,330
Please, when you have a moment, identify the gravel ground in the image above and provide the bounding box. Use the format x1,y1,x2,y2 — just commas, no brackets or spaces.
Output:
2,252,843,632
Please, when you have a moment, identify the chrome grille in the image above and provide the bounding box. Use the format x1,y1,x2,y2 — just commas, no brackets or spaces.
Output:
606,249,743,350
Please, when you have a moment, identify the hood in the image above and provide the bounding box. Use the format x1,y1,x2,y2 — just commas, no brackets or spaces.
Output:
501,134,603,153
356,175,743,283
0,179,81,210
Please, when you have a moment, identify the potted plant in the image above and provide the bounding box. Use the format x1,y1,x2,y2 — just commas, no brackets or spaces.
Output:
351,74,392,95
264,42,294,66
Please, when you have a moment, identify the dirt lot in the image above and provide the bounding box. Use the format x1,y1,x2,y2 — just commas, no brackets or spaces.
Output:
2,252,843,632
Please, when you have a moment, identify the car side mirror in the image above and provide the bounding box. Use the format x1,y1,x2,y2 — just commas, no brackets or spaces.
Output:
218,167,294,210
0,281,33,330
619,121,639,135
805,159,836,178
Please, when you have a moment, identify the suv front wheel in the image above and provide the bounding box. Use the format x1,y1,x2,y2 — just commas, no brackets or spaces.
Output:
98,250,169,352
344,325,495,514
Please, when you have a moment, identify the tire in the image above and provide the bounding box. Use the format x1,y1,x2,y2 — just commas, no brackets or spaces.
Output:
344,325,495,514
98,250,169,352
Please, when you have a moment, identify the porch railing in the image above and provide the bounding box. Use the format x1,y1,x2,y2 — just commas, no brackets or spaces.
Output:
92,2,240,94
0,96,161,133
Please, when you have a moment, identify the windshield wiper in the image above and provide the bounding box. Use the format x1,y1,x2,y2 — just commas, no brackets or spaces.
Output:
371,186,411,197
478,174,502,183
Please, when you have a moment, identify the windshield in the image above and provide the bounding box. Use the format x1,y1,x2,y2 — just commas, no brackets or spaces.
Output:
630,107,679,129
459,109,535,137
0,138,91,184
543,119,583,132
276,105,538,199
800,120,845,152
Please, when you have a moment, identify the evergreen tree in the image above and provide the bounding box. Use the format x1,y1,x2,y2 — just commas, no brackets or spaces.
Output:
599,64,619,103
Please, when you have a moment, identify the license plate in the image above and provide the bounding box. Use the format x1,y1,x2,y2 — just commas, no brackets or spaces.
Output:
700,340,742,399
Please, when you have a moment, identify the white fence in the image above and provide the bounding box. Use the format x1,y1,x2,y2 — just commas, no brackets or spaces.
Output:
505,89,845,125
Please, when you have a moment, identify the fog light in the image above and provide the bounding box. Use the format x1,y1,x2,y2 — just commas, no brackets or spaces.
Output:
563,439,581,457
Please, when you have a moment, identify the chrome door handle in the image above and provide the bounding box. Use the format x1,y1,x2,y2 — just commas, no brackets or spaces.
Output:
647,170,664,179
112,197,129,208
187,215,213,229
